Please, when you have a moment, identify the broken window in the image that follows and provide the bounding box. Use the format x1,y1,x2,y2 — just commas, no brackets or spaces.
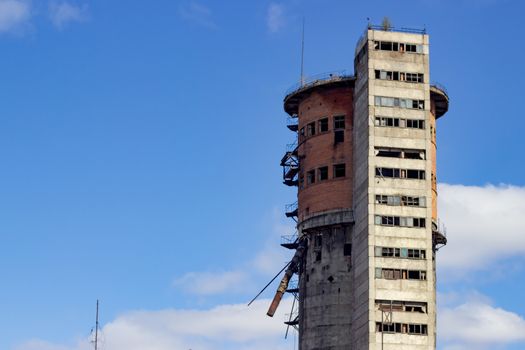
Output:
318,166,328,181
377,322,428,335
375,96,424,110
375,195,388,205
307,170,315,184
376,300,428,314
376,70,422,83
376,167,424,179
376,268,427,281
375,215,426,228
375,147,425,160
333,163,346,178
404,149,425,160
307,122,316,136
376,116,425,129
376,148,402,158
318,117,329,132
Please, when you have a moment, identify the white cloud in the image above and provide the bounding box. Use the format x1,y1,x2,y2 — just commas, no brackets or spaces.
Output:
173,270,247,295
0,0,30,33
14,299,294,350
439,298,525,348
438,184,525,275
179,1,216,29
267,3,285,33
173,208,294,296
13,340,72,350
48,1,88,29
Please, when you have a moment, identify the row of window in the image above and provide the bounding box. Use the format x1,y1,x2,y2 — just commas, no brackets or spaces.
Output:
374,40,424,54
376,322,428,335
375,96,425,110
375,215,426,228
300,163,346,188
375,268,427,280
375,70,424,83
375,246,426,259
375,194,426,207
375,116,425,129
376,167,426,180
376,300,428,314
375,147,426,160
300,115,345,137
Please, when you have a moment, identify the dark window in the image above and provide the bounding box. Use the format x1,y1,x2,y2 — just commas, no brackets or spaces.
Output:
404,150,425,160
334,115,345,129
318,166,328,181
407,169,425,180
380,41,393,51
314,234,322,262
307,122,316,136
334,164,346,178
334,130,344,143
376,148,402,158
406,119,425,129
344,243,352,256
319,118,329,132
376,167,394,178
375,195,388,204
307,170,315,184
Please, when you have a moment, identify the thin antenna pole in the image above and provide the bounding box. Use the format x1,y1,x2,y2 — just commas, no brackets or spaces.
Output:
300,18,305,86
95,300,99,350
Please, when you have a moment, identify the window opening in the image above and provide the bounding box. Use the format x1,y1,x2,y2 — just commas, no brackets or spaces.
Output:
319,118,329,132
307,170,315,184
333,164,346,178
307,122,316,136
334,115,345,129
318,166,328,181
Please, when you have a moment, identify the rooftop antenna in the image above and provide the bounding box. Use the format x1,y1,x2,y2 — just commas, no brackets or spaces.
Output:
94,300,100,350
300,17,305,87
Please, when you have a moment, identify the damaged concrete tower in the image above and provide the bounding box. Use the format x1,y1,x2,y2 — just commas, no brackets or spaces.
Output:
269,26,449,349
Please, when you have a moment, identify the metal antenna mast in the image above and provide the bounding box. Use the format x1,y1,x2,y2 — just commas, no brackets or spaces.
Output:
94,300,99,350
300,18,305,87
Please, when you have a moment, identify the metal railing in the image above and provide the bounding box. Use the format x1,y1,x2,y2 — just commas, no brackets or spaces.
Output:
285,201,298,213
285,70,352,96
431,82,449,99
281,233,298,245
367,24,426,35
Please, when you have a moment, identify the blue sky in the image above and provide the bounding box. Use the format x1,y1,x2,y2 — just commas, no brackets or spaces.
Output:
1,0,525,349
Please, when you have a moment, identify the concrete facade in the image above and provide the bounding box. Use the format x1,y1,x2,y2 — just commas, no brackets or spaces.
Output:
279,27,448,350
